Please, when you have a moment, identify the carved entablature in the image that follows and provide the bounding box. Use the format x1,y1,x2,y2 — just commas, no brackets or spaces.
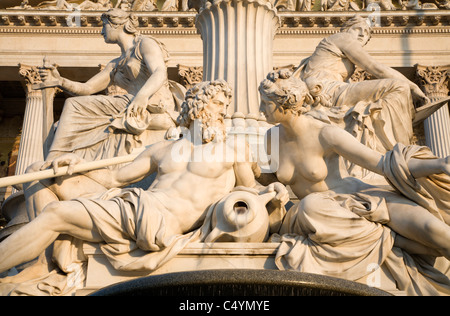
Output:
0,9,201,34
0,9,449,37
277,10,450,31
415,64,450,99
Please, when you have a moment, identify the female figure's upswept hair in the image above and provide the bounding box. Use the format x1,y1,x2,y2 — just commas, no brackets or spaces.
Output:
101,8,170,65
101,8,139,35
177,79,233,128
259,69,313,116
340,15,372,35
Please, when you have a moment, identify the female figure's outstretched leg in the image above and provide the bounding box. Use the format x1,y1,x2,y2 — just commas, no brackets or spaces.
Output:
386,196,450,260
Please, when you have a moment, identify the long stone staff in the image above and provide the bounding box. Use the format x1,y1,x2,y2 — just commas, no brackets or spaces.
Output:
0,153,138,188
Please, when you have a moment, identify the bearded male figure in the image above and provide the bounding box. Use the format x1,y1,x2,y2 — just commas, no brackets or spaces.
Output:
0,80,289,293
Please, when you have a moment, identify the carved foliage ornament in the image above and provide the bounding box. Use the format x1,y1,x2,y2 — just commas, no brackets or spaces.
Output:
350,66,374,83
18,64,42,93
416,64,450,98
178,65,203,89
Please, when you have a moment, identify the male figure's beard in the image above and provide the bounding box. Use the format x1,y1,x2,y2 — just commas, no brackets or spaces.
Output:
201,115,227,144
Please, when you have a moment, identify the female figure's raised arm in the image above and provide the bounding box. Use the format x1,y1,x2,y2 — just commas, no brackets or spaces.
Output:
334,36,428,105
321,124,450,179
320,124,384,175
337,37,408,83
40,60,115,96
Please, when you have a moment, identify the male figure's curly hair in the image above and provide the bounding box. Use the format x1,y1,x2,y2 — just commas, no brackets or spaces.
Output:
177,79,232,128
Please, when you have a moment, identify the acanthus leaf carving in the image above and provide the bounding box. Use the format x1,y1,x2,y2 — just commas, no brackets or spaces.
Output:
416,64,450,98
178,64,203,89
18,64,42,94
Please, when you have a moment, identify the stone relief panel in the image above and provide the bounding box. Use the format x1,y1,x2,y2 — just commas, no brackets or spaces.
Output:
5,0,450,11
9,0,114,11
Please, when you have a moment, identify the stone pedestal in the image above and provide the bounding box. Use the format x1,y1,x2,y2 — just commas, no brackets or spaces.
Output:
196,0,280,117
79,242,403,296
78,242,279,296
416,64,450,158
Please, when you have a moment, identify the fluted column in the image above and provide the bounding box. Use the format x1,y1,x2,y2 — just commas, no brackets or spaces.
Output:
416,65,450,158
15,64,58,176
16,64,45,176
196,0,280,117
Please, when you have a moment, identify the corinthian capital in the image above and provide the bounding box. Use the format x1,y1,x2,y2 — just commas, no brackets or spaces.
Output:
415,64,450,99
18,64,42,94
178,65,203,89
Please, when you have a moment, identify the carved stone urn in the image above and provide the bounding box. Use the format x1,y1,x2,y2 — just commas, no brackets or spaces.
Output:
196,0,281,117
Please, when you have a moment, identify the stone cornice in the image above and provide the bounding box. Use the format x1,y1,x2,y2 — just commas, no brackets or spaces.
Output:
0,9,449,35
279,10,450,35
